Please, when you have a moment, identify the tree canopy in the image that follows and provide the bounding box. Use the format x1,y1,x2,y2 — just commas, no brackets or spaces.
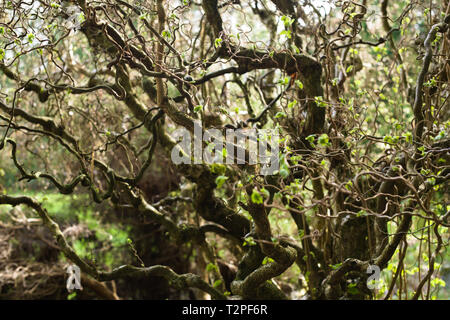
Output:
0,0,449,300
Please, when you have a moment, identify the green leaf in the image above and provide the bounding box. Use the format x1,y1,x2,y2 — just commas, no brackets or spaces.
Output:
67,292,77,300
356,210,367,217
279,168,289,178
345,180,353,191
434,130,445,141
78,12,86,24
262,257,275,265
193,105,203,113
251,189,263,204
206,263,218,272
280,30,292,39
317,133,330,147
260,188,270,199
243,236,256,246
279,77,290,85
213,279,223,288
314,96,327,108
210,163,226,175
383,135,393,144
404,132,412,144
347,283,359,295
162,30,172,39
281,15,294,27
288,100,297,108
306,134,316,148
329,263,342,270
295,80,303,90
418,145,426,156
215,175,228,188
27,33,35,44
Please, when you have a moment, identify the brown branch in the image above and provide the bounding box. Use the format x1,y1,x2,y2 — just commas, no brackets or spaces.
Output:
413,18,449,142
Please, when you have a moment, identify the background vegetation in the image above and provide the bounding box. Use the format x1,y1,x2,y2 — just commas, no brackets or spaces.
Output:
0,0,449,299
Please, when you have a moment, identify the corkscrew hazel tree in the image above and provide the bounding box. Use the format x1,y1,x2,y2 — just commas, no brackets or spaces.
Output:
0,0,449,300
